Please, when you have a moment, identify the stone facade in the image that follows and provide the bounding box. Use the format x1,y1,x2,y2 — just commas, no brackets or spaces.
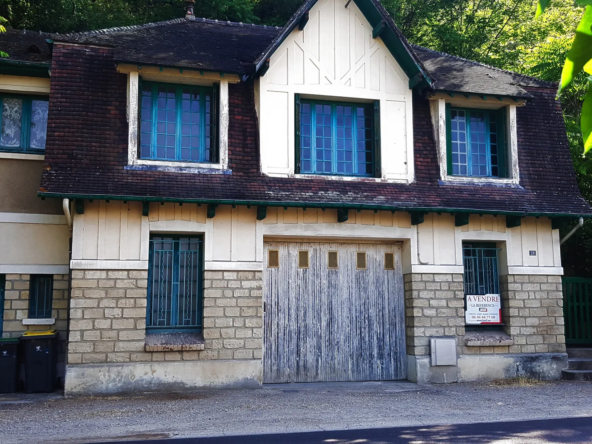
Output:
500,275,566,354
405,273,566,357
67,269,263,365
404,273,465,356
2,273,69,337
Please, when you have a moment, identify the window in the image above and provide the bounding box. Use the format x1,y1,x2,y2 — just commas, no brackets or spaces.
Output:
296,96,379,177
384,252,395,270
147,236,203,332
463,242,502,326
0,94,48,153
140,81,218,163
447,106,506,178
356,252,367,270
29,275,53,319
328,251,339,269
268,250,280,268
298,250,309,269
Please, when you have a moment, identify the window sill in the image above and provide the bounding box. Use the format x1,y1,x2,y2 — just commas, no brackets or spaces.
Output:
465,330,513,347
0,152,44,161
293,173,408,183
22,318,55,326
439,176,520,187
126,164,231,175
145,332,205,352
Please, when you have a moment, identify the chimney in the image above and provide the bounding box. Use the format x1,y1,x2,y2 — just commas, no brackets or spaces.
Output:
186,0,195,20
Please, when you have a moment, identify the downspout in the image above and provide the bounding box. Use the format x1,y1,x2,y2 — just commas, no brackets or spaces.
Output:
416,225,429,265
62,198,72,231
560,217,584,245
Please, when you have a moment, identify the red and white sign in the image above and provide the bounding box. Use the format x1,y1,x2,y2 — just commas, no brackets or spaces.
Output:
465,294,502,325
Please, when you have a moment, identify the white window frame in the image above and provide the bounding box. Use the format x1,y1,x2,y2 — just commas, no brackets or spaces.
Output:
126,71,230,172
430,97,521,185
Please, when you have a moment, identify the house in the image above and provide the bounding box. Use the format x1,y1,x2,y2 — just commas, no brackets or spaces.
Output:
0,0,590,395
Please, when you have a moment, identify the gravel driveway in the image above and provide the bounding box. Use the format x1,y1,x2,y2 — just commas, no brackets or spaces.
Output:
1,380,591,443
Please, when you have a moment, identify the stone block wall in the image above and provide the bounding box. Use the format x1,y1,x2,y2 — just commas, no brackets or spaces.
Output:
405,273,566,357
499,275,566,354
67,270,263,365
404,273,465,356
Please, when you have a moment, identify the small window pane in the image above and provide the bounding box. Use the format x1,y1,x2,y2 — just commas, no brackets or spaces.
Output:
385,252,395,270
29,275,53,319
298,250,309,269
30,100,49,150
328,251,338,269
356,252,367,270
268,250,279,268
1,98,23,148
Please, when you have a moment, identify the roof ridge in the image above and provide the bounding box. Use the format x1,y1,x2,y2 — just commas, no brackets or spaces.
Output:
411,44,557,88
55,16,279,39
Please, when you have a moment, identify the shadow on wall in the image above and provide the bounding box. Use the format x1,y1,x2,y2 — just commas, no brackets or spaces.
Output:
102,417,592,443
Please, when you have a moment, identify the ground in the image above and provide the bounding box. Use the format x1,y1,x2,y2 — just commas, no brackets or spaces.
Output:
1,380,592,443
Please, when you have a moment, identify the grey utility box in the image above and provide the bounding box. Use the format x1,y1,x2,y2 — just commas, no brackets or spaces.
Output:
430,337,457,366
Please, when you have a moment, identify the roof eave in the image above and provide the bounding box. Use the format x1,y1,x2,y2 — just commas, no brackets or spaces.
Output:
0,59,51,78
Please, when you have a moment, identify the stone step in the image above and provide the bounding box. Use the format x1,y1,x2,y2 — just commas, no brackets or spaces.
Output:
567,348,592,359
567,358,592,371
562,369,592,381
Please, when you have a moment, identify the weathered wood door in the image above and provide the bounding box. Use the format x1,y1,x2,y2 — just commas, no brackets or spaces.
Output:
264,241,406,383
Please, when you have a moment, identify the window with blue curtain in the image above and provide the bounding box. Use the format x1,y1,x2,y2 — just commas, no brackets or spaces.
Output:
140,81,218,163
147,236,203,333
29,275,53,319
0,93,49,153
296,97,379,177
447,106,506,178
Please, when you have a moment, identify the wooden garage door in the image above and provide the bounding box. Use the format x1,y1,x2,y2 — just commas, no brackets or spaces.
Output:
264,241,406,383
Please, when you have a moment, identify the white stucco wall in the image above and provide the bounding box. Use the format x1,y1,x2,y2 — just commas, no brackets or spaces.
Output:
257,0,414,183
70,202,562,276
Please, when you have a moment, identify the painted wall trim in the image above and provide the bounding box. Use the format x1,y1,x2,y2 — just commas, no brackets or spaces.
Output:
0,152,44,161
22,318,56,326
70,260,149,270
205,261,263,271
0,212,67,225
405,264,464,275
507,266,564,276
0,265,69,274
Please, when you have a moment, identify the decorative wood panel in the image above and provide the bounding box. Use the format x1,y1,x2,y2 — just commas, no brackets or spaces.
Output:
264,241,406,383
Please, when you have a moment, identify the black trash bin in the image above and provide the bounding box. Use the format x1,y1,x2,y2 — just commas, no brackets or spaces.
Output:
21,330,58,394
0,338,20,393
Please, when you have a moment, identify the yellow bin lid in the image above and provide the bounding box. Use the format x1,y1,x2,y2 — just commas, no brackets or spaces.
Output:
22,330,57,337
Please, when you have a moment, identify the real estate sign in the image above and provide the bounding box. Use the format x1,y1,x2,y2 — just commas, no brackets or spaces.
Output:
465,294,502,325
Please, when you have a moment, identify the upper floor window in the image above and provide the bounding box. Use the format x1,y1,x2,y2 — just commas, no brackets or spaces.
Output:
0,94,48,153
447,106,506,178
140,81,218,163
296,96,380,177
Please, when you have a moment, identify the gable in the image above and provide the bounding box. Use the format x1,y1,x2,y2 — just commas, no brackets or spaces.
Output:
258,0,415,182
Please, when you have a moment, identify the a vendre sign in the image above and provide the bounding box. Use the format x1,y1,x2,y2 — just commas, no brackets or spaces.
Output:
465,294,502,325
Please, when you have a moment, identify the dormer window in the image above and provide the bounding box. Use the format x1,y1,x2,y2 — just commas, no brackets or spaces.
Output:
140,81,218,163
447,106,506,178
295,96,380,178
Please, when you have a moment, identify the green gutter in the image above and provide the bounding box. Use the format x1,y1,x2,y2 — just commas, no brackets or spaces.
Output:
0,60,50,78
37,192,591,219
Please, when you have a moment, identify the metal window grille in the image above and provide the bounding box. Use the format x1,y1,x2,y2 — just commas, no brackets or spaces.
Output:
462,244,500,296
0,274,5,333
147,236,203,332
562,277,592,345
29,275,53,319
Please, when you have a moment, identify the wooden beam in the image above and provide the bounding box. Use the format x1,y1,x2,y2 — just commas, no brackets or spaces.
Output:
257,206,267,221
207,204,217,219
337,208,349,223
455,213,470,227
372,20,386,39
410,211,425,226
142,202,150,217
506,216,522,229
408,72,424,89
298,11,309,30
258,59,270,77
75,199,84,215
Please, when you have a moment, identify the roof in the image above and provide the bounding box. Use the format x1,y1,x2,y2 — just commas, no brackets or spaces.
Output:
53,18,280,75
37,43,592,218
412,45,557,98
0,29,52,64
